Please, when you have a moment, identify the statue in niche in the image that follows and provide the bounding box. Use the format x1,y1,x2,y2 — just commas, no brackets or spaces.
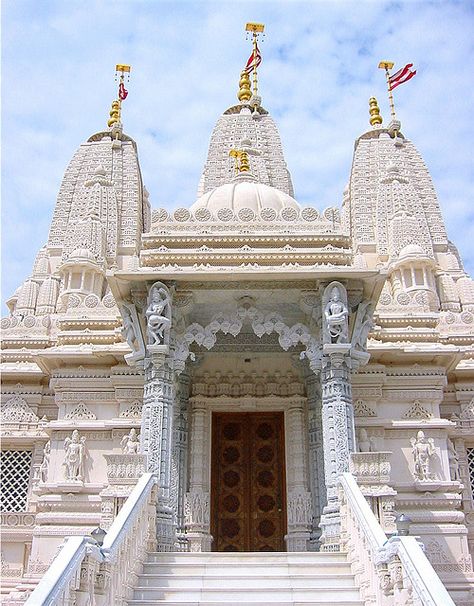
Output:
63,430,86,481
39,440,51,483
146,283,171,345
323,284,348,343
121,428,140,454
358,428,376,452
410,430,435,481
447,439,461,481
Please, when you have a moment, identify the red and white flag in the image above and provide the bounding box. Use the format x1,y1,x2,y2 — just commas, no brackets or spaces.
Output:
389,63,416,90
118,82,128,100
244,44,262,74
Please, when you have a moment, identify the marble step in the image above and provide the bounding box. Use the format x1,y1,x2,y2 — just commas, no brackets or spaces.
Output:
130,587,362,602
135,572,357,589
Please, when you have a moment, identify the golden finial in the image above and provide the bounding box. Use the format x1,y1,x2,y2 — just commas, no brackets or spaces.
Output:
238,70,252,102
229,149,250,173
108,100,121,127
369,96,383,127
107,64,131,128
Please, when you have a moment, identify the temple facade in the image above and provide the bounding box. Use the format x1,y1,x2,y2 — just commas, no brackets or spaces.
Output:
1,61,474,604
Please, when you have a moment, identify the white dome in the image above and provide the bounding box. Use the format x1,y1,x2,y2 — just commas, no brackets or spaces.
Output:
399,244,425,258
191,180,300,214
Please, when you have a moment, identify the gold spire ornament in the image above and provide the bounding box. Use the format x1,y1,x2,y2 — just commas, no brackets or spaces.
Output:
238,70,252,102
368,96,383,127
229,149,250,174
107,64,131,128
108,100,121,127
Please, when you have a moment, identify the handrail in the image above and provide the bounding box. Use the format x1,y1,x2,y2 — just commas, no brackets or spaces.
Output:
339,472,456,606
396,536,456,606
102,472,156,557
24,537,102,606
25,472,157,606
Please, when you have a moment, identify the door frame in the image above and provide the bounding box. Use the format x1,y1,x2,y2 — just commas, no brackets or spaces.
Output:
186,395,312,552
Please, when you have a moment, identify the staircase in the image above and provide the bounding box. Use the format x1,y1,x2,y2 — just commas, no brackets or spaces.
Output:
126,551,364,606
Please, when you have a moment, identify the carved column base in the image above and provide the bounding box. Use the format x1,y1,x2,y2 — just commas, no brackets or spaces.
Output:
186,531,213,552
319,505,341,552
285,531,310,552
155,502,175,552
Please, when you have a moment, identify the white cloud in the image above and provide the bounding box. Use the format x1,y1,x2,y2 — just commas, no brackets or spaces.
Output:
2,0,474,309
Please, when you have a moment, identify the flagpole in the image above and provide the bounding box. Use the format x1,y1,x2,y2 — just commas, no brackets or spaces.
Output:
245,22,264,99
378,61,396,121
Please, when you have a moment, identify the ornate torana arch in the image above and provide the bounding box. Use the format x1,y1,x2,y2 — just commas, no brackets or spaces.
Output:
174,305,321,374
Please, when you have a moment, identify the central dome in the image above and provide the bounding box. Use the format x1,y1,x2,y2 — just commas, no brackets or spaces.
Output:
190,180,300,214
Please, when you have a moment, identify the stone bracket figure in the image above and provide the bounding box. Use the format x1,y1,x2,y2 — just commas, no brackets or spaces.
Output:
120,301,146,365
146,282,172,349
322,282,349,344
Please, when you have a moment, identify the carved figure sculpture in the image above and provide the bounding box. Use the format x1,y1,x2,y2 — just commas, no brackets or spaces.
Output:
358,428,372,452
63,430,86,481
410,430,435,481
121,428,140,454
39,440,51,483
324,285,348,343
352,301,374,351
121,305,137,349
146,284,171,345
447,439,461,481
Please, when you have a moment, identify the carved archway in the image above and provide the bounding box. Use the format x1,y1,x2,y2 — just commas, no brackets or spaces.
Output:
174,305,321,374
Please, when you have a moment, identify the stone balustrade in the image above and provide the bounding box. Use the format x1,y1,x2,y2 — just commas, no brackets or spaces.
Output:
24,473,157,606
339,472,456,606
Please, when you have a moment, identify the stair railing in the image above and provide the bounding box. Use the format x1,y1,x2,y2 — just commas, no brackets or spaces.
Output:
339,472,456,606
24,472,157,606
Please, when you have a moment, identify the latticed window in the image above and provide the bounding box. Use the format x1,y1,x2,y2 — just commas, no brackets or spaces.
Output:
0,450,32,511
467,448,474,503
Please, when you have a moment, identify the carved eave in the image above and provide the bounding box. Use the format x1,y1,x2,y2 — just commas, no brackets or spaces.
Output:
139,249,352,268
0,360,46,380
367,341,465,370
107,268,386,312
34,345,129,374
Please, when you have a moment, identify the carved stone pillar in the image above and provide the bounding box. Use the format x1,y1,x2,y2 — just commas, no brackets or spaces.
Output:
285,398,313,551
319,343,356,550
171,371,190,550
306,372,326,550
185,400,212,551
140,281,176,551
142,354,176,550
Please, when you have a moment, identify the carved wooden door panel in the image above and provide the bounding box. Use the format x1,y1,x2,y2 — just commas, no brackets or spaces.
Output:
211,412,286,552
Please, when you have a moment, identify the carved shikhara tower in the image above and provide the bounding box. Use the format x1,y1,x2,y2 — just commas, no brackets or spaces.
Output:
2,67,474,604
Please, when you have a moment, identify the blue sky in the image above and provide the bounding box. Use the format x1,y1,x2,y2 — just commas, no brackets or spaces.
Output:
2,0,474,311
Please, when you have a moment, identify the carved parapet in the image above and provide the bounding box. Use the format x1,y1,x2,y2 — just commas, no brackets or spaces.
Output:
104,454,146,485
350,452,397,535
350,452,392,486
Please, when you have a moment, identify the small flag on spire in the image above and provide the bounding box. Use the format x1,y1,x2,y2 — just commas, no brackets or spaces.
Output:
389,63,416,90
244,43,262,74
118,82,128,100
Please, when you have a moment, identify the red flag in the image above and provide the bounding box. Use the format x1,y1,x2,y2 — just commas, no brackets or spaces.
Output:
118,82,128,100
244,44,262,74
389,63,416,90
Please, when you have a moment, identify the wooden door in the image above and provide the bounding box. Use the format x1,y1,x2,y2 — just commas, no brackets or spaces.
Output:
211,412,286,552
